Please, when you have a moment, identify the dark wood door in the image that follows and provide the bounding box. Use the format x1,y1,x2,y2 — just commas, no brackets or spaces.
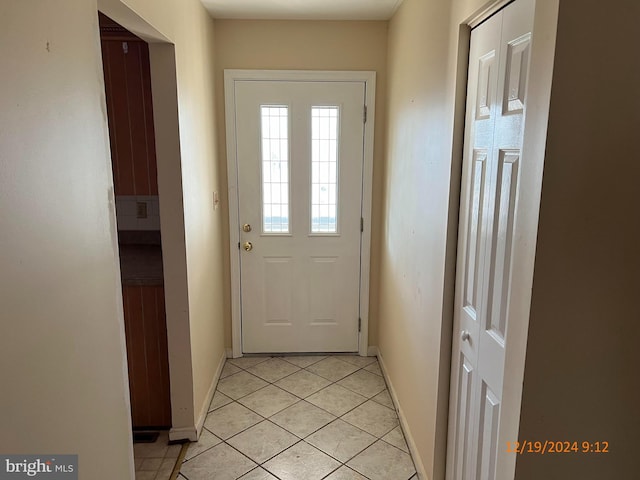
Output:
100,16,158,196
122,285,171,428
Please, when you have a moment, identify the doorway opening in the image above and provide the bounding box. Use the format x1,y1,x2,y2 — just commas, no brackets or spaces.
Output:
99,11,171,432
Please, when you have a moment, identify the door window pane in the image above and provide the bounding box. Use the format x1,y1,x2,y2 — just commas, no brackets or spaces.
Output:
261,106,289,233
311,107,339,233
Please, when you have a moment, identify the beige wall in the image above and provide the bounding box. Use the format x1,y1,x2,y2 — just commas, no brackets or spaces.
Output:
0,0,133,477
213,20,388,348
516,0,640,477
100,0,226,436
380,0,459,477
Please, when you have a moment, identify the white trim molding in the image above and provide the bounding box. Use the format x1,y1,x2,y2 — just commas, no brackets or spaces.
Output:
224,69,377,358
378,349,428,480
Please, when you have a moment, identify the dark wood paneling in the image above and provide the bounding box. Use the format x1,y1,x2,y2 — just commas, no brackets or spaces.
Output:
101,37,158,196
122,286,171,428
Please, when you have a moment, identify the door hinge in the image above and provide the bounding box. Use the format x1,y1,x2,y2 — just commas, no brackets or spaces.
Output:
360,217,364,233
358,318,362,332
363,105,367,124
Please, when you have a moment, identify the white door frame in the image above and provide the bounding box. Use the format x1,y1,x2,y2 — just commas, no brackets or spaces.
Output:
224,69,377,358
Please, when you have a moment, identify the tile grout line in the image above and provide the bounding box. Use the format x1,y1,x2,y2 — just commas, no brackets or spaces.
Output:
218,357,397,449
216,363,396,444
182,356,413,480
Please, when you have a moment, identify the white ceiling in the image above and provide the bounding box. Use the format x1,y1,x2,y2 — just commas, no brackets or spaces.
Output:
201,0,403,20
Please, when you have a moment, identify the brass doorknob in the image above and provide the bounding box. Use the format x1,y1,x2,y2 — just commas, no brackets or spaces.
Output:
243,241,253,252
242,224,252,233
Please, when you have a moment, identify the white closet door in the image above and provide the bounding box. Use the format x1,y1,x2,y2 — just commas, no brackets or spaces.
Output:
448,0,534,478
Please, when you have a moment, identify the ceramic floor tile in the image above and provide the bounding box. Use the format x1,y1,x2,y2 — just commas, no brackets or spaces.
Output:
237,384,299,418
180,443,256,480
246,357,301,383
323,466,370,480
135,471,157,480
363,362,382,376
216,371,269,400
274,369,332,398
337,370,386,398
139,457,163,471
160,457,177,471
134,442,169,459
203,402,263,440
305,384,367,417
209,391,233,412
342,401,399,438
156,470,173,480
227,420,299,464
270,401,336,438
347,441,415,480
220,361,242,379
263,442,340,480
306,419,376,463
238,467,279,479
165,443,182,458
382,426,409,453
135,457,145,470
306,357,360,382
338,355,377,368
282,355,327,368
371,389,394,409
156,459,176,480
184,428,222,461
228,356,272,369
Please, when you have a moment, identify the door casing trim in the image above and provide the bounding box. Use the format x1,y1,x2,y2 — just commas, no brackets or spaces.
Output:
224,69,377,358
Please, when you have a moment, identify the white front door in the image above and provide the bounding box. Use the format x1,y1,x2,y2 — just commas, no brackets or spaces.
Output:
233,79,366,353
448,0,534,478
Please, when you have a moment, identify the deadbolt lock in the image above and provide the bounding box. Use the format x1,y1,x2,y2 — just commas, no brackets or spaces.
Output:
242,224,252,233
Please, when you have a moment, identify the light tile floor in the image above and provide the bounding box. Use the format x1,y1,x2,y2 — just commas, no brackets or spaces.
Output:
134,430,182,480
179,355,418,480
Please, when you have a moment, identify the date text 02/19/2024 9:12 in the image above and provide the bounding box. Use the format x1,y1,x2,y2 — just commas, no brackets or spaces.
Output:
506,441,609,455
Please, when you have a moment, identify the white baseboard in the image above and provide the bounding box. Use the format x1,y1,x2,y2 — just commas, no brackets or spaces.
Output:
194,350,226,440
169,426,197,442
225,348,233,358
377,349,429,480
367,345,379,356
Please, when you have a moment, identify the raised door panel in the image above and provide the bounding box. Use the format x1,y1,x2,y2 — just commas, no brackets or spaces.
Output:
476,382,501,480
308,257,338,325
453,356,476,480
486,151,520,341
464,150,489,318
263,257,294,326
503,34,531,114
